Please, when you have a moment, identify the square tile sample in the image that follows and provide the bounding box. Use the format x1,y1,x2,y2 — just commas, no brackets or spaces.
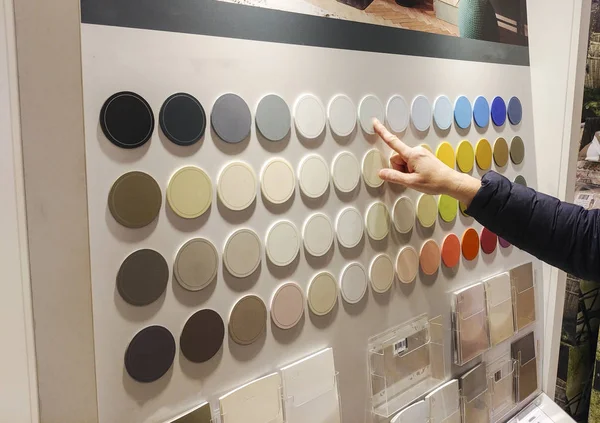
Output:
453,283,490,365
510,263,536,330
484,273,515,346
511,332,538,402
219,373,283,423
425,379,460,423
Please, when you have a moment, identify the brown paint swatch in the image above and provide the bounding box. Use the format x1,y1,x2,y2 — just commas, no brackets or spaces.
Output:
229,295,267,345
511,332,537,401
180,309,224,363
108,171,162,228
117,249,168,306
125,325,175,383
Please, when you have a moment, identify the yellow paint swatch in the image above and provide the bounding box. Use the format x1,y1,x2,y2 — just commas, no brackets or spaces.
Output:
417,194,437,228
436,141,455,168
475,139,492,170
167,166,212,219
438,194,458,222
459,202,470,217
456,140,474,173
420,143,433,153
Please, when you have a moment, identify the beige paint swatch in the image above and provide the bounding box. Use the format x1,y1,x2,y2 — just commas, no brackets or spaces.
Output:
228,295,267,346
396,246,419,284
298,154,329,199
261,158,295,205
174,238,218,291
370,254,394,294
271,282,304,330
307,272,338,316
362,149,386,188
167,166,212,218
217,161,257,211
366,202,390,240
303,213,334,257
332,151,360,193
223,229,261,278
417,194,437,228
392,196,415,234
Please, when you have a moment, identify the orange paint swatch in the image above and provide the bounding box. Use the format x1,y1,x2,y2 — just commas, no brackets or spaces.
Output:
420,239,441,276
462,228,480,261
441,234,461,268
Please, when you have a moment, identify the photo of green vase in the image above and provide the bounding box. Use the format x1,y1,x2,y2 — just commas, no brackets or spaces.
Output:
458,0,499,42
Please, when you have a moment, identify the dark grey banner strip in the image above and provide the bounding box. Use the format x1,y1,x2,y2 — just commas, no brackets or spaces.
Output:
80,0,529,66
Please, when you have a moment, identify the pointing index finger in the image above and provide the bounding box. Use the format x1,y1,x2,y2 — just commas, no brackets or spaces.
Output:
373,119,411,158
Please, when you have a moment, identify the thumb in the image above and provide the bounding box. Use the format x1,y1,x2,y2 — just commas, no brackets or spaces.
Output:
379,168,417,187
373,119,411,158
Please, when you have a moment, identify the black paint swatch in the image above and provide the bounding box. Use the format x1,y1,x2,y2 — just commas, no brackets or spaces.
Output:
159,93,206,146
100,91,154,149
125,325,175,383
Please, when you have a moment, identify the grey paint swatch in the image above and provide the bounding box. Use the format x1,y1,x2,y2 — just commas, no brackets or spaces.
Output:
108,171,162,228
211,93,251,144
255,94,290,142
117,249,169,306
174,238,219,292
514,175,527,187
510,136,525,164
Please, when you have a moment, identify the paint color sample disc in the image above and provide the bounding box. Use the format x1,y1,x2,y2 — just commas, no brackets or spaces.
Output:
454,96,472,129
298,154,329,199
411,95,432,132
340,262,368,304
271,282,304,330
491,96,507,126
421,143,433,153
100,91,154,149
336,207,364,249
125,326,175,383
473,96,490,128
441,234,461,268
255,94,291,142
499,237,511,248
462,228,480,261
366,202,390,240
174,238,218,291
481,228,498,254
508,96,523,125
433,95,453,130
328,94,356,137
436,142,455,168
211,93,252,144
514,175,527,186
438,194,458,222
392,196,415,234
229,295,267,345
294,94,326,139
417,194,437,228
475,139,493,170
117,249,168,306
387,95,410,133
459,202,470,217
307,272,338,316
266,220,300,267
396,246,419,284
223,229,261,278
303,213,334,257
261,158,295,205
359,95,385,134
420,239,441,276
108,171,162,228
370,254,394,293
217,161,257,211
159,92,206,146
456,140,475,173
180,309,224,363
332,151,360,193
494,137,509,167
510,136,525,164
167,166,212,219
362,149,386,188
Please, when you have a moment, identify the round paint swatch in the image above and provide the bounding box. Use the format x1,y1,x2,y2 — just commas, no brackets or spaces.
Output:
223,229,261,278
433,95,453,130
229,295,267,345
454,96,472,129
180,309,224,363
366,202,390,240
117,249,168,306
261,158,295,205
417,194,437,228
392,196,415,234
125,326,175,383
307,272,338,316
217,161,257,211
420,239,441,276
362,149,386,188
459,202,470,217
493,137,509,167
159,92,206,146
100,91,154,149
266,220,300,267
211,93,252,144
508,96,523,125
303,213,334,257
514,175,527,186
359,95,385,134
396,246,419,284
421,143,433,153
271,282,304,330
473,96,490,128
411,95,432,132
340,262,368,304
436,142,455,168
510,136,525,165
491,96,507,126
475,139,493,170
332,151,361,193
441,234,461,268
336,207,364,249
298,154,329,199
462,228,480,261
255,94,291,142
370,254,394,294
438,194,458,222
294,94,326,139
174,238,218,292
481,228,498,254
386,95,409,133
328,94,356,137
456,140,475,173
167,166,212,219
499,237,511,248
108,171,162,228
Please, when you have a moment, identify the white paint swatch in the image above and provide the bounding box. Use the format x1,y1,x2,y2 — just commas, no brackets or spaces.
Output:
391,400,427,423
294,94,326,139
328,94,356,137
340,262,367,304
332,151,360,193
386,95,409,133
411,95,432,132
266,220,300,267
219,373,283,423
218,161,257,211
336,207,364,249
303,213,334,257
261,158,295,205
425,379,461,423
298,154,329,199
358,95,384,134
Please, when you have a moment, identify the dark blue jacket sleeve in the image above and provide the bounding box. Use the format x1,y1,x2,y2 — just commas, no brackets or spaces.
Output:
466,171,600,283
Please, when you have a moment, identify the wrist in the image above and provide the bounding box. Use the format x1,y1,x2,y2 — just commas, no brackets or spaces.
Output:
441,170,481,205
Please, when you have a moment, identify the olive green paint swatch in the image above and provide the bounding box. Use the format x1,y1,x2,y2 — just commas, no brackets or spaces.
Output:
108,171,162,228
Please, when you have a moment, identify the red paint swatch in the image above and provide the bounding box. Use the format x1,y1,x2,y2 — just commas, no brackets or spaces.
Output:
461,228,480,261
441,234,461,268
481,228,498,254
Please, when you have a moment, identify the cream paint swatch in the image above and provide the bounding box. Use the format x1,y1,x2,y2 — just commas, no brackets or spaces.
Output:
294,94,326,139
362,149,386,188
219,373,283,423
281,348,340,423
386,95,409,133
391,400,427,423
307,272,338,316
340,262,368,304
369,254,394,294
358,95,385,134
336,207,364,249
261,158,295,205
332,151,360,193
417,194,437,228
167,166,212,218
218,161,257,211
392,196,415,234
298,154,329,199
266,220,300,267
303,213,334,257
366,202,390,240
484,272,515,346
223,229,261,278
328,94,356,137
425,379,460,423
396,246,419,284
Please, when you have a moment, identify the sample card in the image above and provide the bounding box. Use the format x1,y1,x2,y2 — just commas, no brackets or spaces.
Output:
391,400,427,423
511,332,538,402
484,273,515,346
219,373,283,423
425,379,460,423
169,402,212,423
459,363,490,423
453,283,490,365
510,263,536,330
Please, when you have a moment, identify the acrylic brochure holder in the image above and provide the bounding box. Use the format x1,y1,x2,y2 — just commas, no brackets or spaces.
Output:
510,264,537,332
460,388,491,423
453,286,491,366
487,357,517,423
217,385,285,423
515,351,539,404
368,314,446,418
282,372,342,423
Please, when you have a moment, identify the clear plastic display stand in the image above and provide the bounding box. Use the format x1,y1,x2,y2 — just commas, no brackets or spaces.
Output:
487,356,517,423
282,372,342,423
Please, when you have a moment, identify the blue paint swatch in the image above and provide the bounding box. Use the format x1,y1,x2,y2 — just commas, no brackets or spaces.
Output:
473,96,490,128
454,96,472,129
507,97,523,125
491,97,507,126
433,95,453,131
